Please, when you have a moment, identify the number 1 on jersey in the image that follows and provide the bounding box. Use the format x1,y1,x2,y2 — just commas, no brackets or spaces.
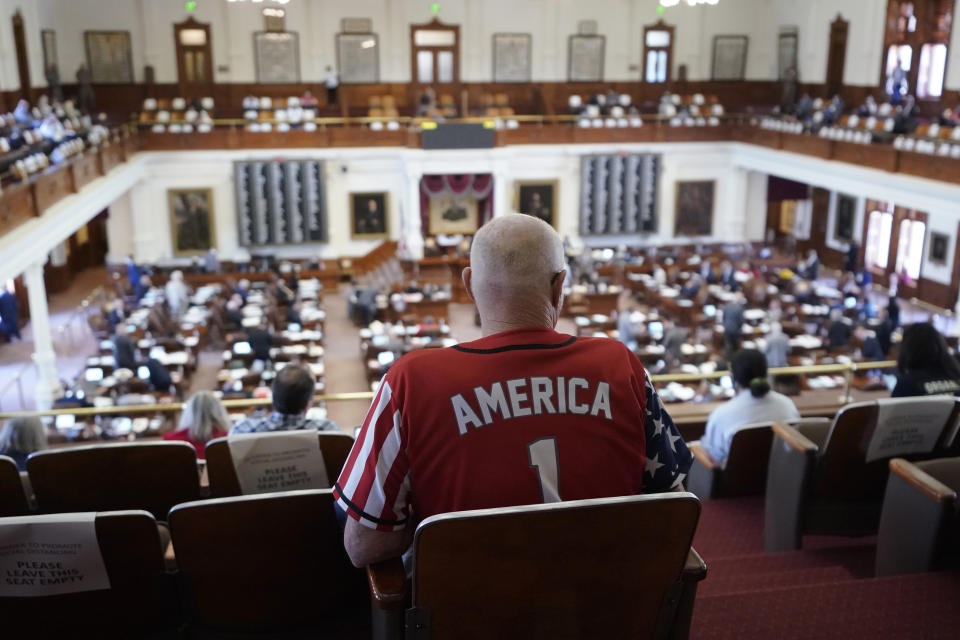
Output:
527,437,561,503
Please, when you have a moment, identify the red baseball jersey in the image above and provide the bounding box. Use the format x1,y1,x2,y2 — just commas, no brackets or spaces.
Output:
334,327,691,531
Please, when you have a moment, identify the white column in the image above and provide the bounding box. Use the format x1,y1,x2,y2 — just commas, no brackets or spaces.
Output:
23,261,61,410
492,162,509,218
403,165,424,259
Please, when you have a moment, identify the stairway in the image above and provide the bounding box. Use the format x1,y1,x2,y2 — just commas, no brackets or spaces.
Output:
690,497,960,639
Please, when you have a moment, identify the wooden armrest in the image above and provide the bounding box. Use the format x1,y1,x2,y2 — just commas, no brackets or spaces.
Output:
889,458,959,505
366,557,408,609
771,421,818,455
688,441,716,471
682,546,707,582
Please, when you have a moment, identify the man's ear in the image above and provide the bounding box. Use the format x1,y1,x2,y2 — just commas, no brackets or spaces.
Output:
462,267,476,302
551,269,567,309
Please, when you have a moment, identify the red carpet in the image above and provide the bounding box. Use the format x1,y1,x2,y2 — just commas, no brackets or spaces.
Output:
691,497,960,639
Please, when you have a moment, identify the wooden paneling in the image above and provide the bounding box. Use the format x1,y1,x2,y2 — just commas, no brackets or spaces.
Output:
0,181,36,235
31,165,75,213
70,152,103,191
735,126,782,149
898,151,960,183
327,127,407,147
781,133,833,158
98,143,125,174
833,141,898,172
915,277,957,310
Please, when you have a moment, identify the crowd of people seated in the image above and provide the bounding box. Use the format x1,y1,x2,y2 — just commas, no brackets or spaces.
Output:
0,96,111,184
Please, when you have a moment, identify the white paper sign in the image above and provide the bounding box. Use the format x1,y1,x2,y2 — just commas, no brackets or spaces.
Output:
0,512,110,597
865,397,955,463
227,430,329,495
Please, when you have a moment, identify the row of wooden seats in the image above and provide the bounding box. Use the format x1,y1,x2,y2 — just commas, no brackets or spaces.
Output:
0,433,354,518
0,441,706,638
685,397,960,574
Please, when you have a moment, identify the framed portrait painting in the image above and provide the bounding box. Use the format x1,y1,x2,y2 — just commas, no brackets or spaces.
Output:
674,181,715,237
168,189,214,255
351,192,389,239
84,31,134,83
428,196,479,235
515,181,558,229
930,232,950,265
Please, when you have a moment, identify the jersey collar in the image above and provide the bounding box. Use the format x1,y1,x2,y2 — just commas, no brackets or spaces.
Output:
452,327,576,354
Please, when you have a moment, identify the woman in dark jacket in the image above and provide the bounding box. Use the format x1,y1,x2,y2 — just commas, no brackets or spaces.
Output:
891,323,960,397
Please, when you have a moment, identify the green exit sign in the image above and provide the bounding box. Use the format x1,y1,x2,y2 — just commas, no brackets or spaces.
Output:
430,3,441,13
185,1,197,12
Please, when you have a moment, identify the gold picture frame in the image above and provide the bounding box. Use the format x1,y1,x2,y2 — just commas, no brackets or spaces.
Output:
351,192,389,239
514,180,559,229
168,188,215,255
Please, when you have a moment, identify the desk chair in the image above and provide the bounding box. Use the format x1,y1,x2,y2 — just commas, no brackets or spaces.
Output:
27,441,201,521
876,457,960,576
169,489,367,635
688,418,831,499
765,398,960,551
0,510,174,635
0,454,28,516
204,431,353,497
367,493,705,640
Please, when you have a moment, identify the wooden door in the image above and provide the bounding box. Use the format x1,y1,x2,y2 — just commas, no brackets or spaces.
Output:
410,18,460,86
174,17,214,91
825,15,849,96
12,11,31,99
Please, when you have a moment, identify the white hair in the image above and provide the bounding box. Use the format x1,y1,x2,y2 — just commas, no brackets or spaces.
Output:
0,417,47,455
470,214,564,301
179,391,230,443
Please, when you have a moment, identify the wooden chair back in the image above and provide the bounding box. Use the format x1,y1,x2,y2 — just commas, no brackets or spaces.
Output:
168,490,366,631
204,431,354,497
410,493,701,639
27,442,201,520
813,399,960,500
0,510,173,635
0,455,28,516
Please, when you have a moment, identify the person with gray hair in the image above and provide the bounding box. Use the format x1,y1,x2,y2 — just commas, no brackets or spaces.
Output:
163,391,230,459
0,416,48,470
335,213,692,568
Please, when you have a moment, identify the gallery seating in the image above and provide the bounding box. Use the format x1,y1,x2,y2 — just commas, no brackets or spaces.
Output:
687,418,831,499
366,493,705,640
0,510,175,636
203,431,354,497
0,454,28,517
764,397,960,552
26,441,202,520
168,489,367,635
875,456,960,576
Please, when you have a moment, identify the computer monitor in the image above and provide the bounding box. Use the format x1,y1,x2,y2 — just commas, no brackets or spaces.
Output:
84,368,104,383
54,414,76,430
703,304,717,318
843,296,858,310
233,341,252,355
648,321,664,336
287,323,302,332
720,375,734,390
137,365,150,379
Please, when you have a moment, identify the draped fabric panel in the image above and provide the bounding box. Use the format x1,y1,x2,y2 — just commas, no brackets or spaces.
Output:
420,174,494,235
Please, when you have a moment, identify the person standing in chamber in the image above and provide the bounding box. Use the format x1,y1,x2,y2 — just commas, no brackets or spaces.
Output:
335,214,692,568
700,350,800,465
892,323,960,397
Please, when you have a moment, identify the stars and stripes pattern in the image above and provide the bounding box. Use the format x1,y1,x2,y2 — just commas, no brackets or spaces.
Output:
642,372,692,492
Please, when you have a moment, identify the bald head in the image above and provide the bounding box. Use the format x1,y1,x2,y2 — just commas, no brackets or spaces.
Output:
465,214,566,334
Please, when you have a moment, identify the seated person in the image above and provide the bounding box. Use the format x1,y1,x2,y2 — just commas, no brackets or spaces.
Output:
763,322,791,368
892,323,960,397
245,321,274,362
0,284,21,341
145,357,173,393
107,298,126,332
230,364,339,434
857,326,885,361
112,325,137,371
701,350,800,465
335,214,691,567
163,391,229,459
824,309,852,351
680,275,702,298
798,249,819,281
224,296,244,329
0,416,47,471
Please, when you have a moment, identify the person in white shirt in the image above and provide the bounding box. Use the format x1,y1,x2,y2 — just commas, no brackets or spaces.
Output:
701,349,800,464
324,66,339,106
165,270,189,320
763,322,791,368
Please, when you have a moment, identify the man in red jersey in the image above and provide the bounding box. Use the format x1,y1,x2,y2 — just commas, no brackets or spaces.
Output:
335,214,692,567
